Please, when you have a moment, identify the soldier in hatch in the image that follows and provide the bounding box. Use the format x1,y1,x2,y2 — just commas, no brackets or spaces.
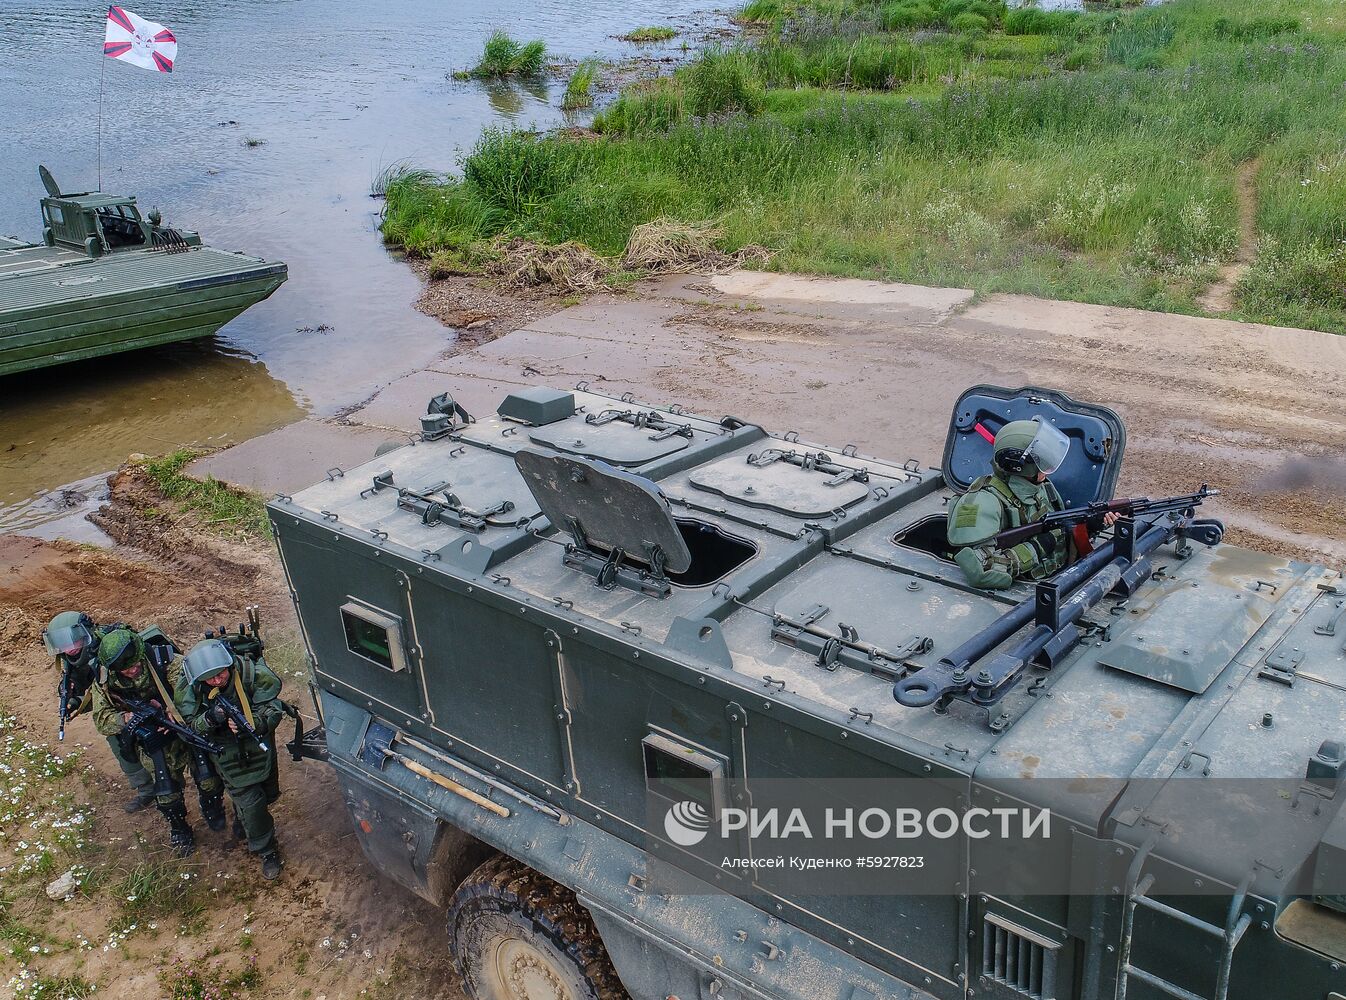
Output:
92,629,227,855
947,419,1118,590
176,638,286,880
44,611,156,812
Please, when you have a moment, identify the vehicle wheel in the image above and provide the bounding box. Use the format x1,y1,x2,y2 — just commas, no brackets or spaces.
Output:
447,855,628,1000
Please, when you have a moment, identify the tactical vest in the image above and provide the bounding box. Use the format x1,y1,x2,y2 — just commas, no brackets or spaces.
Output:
966,473,1061,527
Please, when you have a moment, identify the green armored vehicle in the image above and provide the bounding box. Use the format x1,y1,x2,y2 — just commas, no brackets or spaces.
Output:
0,166,286,376
271,385,1346,1000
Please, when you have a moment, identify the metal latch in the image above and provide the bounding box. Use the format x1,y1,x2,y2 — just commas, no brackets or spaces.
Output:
1259,646,1304,686
397,481,516,533
747,448,869,485
585,408,693,441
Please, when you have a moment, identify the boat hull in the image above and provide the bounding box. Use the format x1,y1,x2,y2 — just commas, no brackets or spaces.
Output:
0,247,287,377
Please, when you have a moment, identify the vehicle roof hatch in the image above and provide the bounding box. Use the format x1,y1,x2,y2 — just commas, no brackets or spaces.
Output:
690,448,871,518
943,384,1126,505
528,408,693,466
515,449,692,595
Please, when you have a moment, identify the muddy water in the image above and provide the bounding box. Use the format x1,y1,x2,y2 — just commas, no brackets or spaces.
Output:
0,0,726,531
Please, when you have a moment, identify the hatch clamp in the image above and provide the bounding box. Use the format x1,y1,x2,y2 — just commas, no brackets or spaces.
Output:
562,517,672,599
397,481,517,534
585,408,694,441
771,608,932,681
746,448,870,486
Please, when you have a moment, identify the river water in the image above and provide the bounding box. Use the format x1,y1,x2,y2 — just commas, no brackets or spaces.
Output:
0,0,726,532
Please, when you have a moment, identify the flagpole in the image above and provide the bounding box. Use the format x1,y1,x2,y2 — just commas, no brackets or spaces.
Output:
97,52,106,191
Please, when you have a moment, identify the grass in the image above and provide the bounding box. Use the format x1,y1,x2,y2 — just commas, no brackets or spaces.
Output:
385,0,1346,333
114,859,205,927
562,59,600,111
621,26,678,42
241,137,264,148
460,30,547,79
141,451,273,539
158,952,260,1000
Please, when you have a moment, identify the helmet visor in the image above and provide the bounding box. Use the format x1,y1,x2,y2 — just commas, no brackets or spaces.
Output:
1025,422,1071,476
44,623,94,658
184,640,234,683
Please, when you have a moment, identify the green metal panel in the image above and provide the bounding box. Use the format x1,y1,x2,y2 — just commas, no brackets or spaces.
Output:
1097,582,1275,694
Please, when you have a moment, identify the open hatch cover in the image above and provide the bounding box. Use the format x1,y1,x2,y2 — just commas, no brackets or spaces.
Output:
943,385,1126,506
515,448,692,578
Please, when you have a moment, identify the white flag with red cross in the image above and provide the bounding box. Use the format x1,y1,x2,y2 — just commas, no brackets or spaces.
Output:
103,6,177,73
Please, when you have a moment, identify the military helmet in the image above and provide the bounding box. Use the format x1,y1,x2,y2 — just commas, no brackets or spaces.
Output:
42,611,96,659
993,418,1070,479
97,628,145,675
182,638,237,686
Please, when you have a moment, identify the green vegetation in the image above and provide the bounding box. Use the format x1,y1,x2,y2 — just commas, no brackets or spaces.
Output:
461,30,547,79
562,58,601,111
387,0,1346,332
141,450,272,539
158,953,260,1000
114,858,205,927
621,26,678,42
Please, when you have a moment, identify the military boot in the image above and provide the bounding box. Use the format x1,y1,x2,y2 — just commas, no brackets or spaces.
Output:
123,793,155,814
199,790,227,833
159,802,195,857
260,847,283,881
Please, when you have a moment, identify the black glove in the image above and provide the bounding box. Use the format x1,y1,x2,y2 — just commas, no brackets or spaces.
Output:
205,701,229,726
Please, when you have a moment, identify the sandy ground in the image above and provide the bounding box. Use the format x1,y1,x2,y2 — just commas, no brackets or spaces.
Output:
0,467,465,999
6,265,1346,1000
216,268,1345,565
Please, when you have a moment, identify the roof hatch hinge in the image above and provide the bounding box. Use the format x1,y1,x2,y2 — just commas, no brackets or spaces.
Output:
1258,645,1303,686
563,517,671,599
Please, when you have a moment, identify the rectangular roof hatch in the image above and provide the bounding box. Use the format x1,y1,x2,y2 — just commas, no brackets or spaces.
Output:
944,385,1126,506
689,448,871,518
528,408,693,466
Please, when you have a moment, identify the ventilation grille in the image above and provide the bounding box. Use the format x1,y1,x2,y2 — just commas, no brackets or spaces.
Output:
983,914,1060,1000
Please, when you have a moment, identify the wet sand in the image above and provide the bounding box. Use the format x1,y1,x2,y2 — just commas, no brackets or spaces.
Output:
197,269,1346,567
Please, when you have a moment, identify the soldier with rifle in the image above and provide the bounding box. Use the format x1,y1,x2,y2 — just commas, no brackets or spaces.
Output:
92,628,226,856
948,418,1216,590
177,610,287,880
43,611,155,812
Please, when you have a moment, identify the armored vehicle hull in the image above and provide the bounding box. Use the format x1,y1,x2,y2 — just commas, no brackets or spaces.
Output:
0,168,286,376
272,385,1346,1000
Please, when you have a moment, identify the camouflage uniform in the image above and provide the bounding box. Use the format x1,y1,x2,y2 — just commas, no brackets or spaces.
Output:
92,629,225,855
177,639,285,878
44,612,154,809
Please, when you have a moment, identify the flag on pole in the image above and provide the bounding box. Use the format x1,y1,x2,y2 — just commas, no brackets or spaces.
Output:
103,6,177,73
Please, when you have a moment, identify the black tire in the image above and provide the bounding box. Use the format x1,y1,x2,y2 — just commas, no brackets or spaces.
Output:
447,855,629,1000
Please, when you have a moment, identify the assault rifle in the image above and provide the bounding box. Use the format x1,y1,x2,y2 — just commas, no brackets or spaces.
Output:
117,698,225,800
210,695,270,753
57,659,80,742
117,698,224,760
992,485,1218,551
